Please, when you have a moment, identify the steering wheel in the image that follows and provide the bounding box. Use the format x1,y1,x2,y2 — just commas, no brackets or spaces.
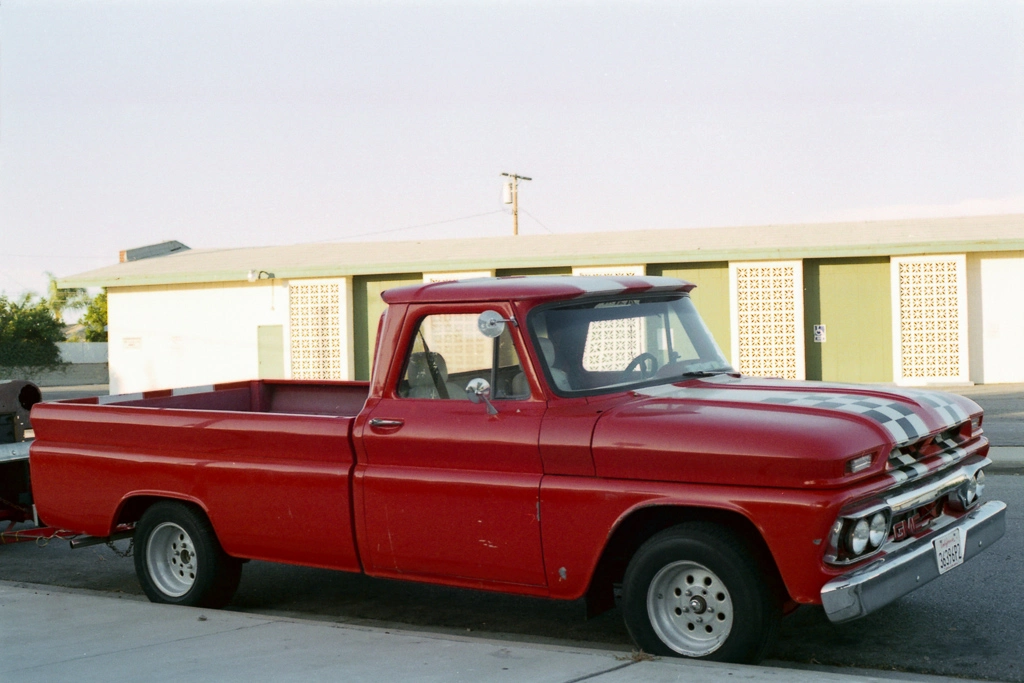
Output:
624,353,659,379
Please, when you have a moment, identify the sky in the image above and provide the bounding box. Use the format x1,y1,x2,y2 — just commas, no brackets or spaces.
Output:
1,0,1022,300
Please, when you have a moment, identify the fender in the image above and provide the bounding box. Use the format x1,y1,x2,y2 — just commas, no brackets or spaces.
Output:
540,475,860,604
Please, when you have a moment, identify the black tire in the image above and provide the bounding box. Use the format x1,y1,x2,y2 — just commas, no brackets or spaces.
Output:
622,523,780,664
133,501,242,608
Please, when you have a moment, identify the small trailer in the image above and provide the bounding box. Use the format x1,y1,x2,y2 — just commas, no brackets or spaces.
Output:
0,380,48,541
0,380,111,545
0,436,45,542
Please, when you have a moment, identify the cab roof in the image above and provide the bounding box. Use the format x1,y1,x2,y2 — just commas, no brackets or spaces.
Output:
380,275,695,305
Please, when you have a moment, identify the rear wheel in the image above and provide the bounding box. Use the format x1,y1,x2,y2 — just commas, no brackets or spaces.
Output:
622,523,780,664
134,501,242,608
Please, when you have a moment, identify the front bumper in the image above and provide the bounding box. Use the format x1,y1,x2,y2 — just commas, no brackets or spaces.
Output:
821,500,1006,623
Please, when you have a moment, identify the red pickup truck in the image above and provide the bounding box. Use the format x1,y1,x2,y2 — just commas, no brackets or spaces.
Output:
28,276,1005,664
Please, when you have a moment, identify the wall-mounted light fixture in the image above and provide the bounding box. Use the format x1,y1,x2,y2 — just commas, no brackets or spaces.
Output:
247,269,274,283
247,269,277,310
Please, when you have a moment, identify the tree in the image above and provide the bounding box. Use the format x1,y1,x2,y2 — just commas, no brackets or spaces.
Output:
0,294,67,377
45,272,89,324
81,290,108,342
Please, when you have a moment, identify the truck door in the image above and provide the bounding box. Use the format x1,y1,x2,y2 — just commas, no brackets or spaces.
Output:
360,304,548,588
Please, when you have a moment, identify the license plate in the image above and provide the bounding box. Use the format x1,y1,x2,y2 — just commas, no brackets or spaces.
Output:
933,527,965,574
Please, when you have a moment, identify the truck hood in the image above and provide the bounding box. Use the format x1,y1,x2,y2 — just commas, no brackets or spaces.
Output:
590,375,979,488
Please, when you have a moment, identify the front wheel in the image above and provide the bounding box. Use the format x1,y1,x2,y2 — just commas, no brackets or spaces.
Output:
134,501,242,608
622,523,780,664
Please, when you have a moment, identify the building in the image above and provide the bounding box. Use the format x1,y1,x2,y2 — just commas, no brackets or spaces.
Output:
60,214,1024,393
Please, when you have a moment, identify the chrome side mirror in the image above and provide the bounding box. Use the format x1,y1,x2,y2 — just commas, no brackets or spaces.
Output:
465,377,498,415
477,310,516,338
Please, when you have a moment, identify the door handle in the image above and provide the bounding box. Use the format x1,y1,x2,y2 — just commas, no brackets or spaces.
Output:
368,418,404,430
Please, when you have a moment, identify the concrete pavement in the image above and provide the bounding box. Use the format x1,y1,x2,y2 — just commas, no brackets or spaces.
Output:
0,581,983,683
989,446,1024,471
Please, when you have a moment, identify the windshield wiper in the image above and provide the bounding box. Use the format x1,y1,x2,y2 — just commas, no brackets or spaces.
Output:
678,369,732,378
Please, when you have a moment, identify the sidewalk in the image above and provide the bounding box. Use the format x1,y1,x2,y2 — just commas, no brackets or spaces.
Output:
0,581,979,683
989,446,1024,472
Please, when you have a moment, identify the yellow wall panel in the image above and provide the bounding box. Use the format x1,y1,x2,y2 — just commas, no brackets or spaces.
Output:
804,258,892,383
648,262,732,364
353,273,422,380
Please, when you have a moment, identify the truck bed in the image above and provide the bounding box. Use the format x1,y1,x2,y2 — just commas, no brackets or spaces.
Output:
57,379,370,417
28,380,369,572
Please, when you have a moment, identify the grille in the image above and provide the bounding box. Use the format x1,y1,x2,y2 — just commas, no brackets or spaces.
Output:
886,423,970,484
890,500,944,542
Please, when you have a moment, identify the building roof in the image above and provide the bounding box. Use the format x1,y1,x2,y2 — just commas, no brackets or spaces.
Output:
59,214,1024,289
381,275,694,304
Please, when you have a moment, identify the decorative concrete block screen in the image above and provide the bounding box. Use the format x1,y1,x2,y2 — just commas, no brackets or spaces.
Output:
729,261,805,380
572,266,648,372
581,317,645,372
420,315,492,373
891,255,968,384
289,282,343,379
420,272,495,374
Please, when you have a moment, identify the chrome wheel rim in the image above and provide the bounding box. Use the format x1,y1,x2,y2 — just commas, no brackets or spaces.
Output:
146,522,197,598
647,560,734,656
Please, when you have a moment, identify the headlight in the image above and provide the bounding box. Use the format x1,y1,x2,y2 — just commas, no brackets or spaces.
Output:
826,506,894,565
868,512,888,548
847,518,870,555
975,469,986,498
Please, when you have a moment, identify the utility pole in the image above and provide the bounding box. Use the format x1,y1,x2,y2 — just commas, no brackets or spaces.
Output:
501,172,532,236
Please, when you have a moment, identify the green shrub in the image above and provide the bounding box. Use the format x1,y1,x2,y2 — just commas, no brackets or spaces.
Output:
0,295,67,377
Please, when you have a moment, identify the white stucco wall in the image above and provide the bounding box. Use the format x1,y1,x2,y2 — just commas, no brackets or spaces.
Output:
108,281,291,393
968,252,1024,384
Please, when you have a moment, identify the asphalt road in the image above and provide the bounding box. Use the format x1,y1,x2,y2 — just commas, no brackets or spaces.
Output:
939,384,1024,447
2,475,1020,681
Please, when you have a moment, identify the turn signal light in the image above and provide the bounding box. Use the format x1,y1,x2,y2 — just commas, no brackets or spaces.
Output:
846,454,873,475
951,469,987,511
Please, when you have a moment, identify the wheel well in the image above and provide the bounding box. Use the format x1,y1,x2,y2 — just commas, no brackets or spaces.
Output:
585,506,788,618
116,496,204,527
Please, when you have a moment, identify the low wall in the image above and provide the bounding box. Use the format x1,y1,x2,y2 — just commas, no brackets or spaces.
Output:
28,363,109,387
56,342,108,364
1,343,110,387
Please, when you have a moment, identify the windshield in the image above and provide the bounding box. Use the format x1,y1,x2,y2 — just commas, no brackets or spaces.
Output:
528,294,732,396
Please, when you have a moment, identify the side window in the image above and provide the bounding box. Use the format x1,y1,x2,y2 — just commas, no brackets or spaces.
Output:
397,313,528,400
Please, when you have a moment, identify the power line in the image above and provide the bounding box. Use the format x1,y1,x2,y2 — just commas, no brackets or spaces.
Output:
520,208,556,235
320,210,506,243
0,271,36,294
6,253,112,260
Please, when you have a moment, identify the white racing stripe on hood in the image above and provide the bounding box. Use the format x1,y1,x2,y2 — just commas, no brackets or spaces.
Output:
634,383,938,447
899,388,970,426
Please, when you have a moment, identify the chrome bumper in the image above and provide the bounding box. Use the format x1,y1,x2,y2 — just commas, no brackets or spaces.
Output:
821,500,1006,623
